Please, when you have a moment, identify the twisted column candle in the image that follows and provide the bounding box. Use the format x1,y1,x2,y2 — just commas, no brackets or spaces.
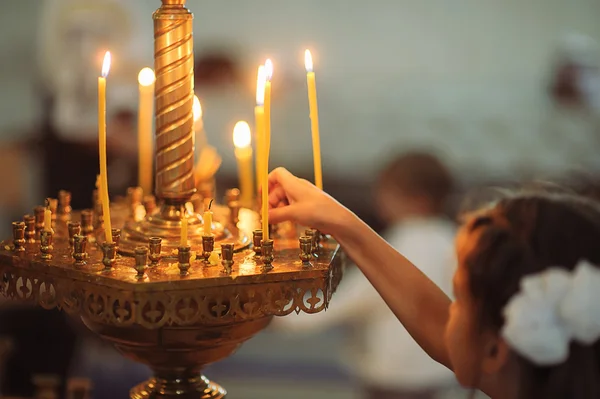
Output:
153,0,195,203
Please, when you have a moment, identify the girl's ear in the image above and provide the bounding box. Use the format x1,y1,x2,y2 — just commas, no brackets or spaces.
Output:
481,335,510,375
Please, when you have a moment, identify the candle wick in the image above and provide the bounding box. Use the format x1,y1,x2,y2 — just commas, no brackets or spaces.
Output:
208,199,214,211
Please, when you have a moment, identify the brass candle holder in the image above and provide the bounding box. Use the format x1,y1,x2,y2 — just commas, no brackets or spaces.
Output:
178,245,192,276
253,229,263,257
58,189,72,219
101,242,116,272
24,214,36,243
299,236,313,268
40,230,53,260
0,2,344,398
261,239,274,271
12,221,25,252
202,235,215,263
34,205,45,240
73,234,88,266
81,209,94,237
148,237,162,266
68,221,81,248
221,243,234,274
135,247,148,279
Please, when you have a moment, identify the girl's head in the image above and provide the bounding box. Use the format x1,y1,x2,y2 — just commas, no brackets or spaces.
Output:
445,193,600,398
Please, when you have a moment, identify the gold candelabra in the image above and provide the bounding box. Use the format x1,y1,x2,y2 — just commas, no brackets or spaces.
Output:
0,1,344,398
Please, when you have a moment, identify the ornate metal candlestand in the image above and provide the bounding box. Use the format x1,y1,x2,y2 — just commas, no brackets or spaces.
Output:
0,1,344,398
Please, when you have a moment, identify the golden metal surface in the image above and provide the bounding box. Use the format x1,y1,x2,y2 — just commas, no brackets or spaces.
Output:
153,0,195,202
0,206,344,399
0,2,346,397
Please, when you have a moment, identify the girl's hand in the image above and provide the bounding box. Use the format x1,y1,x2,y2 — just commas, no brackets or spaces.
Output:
266,167,349,235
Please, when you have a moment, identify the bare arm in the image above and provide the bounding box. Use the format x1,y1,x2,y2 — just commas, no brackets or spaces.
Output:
266,168,453,369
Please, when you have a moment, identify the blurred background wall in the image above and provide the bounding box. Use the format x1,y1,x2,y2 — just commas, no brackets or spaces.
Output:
0,1,599,398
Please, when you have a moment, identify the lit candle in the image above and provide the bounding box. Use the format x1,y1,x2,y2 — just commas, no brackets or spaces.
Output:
255,66,269,240
137,67,155,195
254,65,266,196
203,200,213,236
98,51,113,243
264,59,273,156
305,49,323,190
233,121,254,207
180,215,188,247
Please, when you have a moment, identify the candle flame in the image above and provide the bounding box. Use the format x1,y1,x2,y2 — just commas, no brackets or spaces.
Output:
101,51,111,78
138,67,155,86
233,121,252,148
256,65,266,106
304,49,313,72
265,59,273,81
193,95,203,121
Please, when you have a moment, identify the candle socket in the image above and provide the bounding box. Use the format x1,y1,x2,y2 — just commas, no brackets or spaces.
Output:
225,188,240,205
261,239,274,271
40,230,54,260
58,190,72,220
101,242,116,272
24,215,35,243
12,221,26,252
202,235,215,263
228,200,240,227
221,243,234,274
134,247,148,279
34,206,45,240
148,237,162,266
252,229,263,257
178,246,191,276
112,228,121,253
68,222,81,249
73,235,88,267
81,209,94,237
299,236,313,268
305,229,318,257
143,195,157,216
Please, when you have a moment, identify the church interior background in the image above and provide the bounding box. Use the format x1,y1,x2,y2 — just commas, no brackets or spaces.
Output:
0,0,599,398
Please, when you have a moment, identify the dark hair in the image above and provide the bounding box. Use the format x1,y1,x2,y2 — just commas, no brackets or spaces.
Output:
465,194,600,398
377,152,454,212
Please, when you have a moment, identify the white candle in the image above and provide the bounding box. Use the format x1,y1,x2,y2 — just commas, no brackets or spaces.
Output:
137,67,155,195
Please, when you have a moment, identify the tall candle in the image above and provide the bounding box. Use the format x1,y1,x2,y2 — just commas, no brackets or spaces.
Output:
98,51,113,243
254,65,266,196
137,67,155,195
305,50,323,190
203,200,213,236
255,66,269,240
180,215,188,247
233,121,254,207
264,59,273,156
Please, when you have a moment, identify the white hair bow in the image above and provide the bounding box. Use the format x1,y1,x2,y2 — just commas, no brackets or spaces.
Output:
501,260,600,366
